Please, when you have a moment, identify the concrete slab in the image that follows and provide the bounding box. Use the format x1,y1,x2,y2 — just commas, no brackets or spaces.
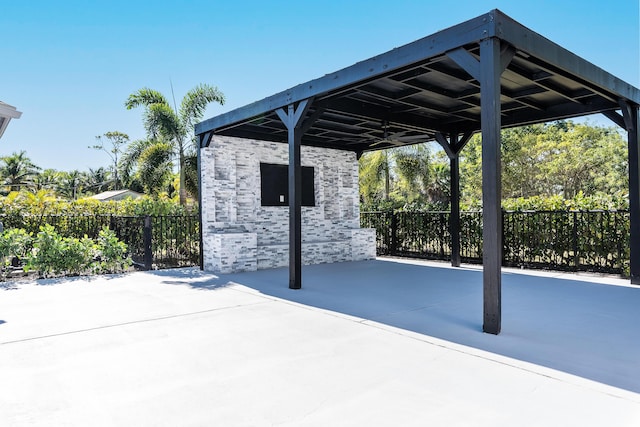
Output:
1,259,639,426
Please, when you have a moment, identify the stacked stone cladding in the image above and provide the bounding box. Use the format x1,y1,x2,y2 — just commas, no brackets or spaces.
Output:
201,136,375,273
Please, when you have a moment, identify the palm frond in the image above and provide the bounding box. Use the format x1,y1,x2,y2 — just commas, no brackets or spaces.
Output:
125,88,169,110
145,104,183,142
180,83,225,130
119,139,155,185
138,142,174,195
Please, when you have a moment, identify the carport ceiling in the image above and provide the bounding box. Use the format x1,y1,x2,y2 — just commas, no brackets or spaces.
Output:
196,9,640,152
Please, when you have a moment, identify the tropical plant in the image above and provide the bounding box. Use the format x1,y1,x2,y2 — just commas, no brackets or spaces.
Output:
85,167,112,194
33,169,62,193
125,84,225,204
24,224,131,277
359,144,435,210
0,228,31,279
56,170,84,200
25,224,68,277
359,150,392,207
90,131,129,190
0,151,41,193
96,227,131,273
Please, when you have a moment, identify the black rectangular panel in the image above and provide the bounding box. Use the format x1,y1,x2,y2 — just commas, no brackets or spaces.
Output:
260,163,315,206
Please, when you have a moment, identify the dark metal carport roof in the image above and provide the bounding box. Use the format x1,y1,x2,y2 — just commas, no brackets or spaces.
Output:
196,9,640,151
196,9,640,335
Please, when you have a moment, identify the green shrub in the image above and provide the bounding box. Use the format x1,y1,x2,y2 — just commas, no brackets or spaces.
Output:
25,224,67,277
0,228,32,278
24,224,131,278
0,192,195,227
96,227,131,273
60,236,97,276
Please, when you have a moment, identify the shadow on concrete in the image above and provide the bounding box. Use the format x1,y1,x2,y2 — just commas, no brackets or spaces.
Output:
193,259,640,393
155,268,233,290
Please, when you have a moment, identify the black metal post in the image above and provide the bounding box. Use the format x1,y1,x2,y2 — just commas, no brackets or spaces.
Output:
450,154,461,267
435,131,471,268
288,105,303,289
480,37,503,335
197,144,204,270
276,99,313,290
572,211,579,270
143,215,153,271
391,211,398,256
628,105,640,284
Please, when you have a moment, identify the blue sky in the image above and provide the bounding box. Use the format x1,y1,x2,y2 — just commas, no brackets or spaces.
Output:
1,0,638,171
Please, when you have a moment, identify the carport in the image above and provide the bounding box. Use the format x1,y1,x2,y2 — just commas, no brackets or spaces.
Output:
195,9,640,334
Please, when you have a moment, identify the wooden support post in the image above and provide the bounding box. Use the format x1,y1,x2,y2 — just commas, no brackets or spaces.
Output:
435,131,471,268
276,100,314,290
627,105,640,284
480,37,503,335
288,106,303,289
450,152,461,267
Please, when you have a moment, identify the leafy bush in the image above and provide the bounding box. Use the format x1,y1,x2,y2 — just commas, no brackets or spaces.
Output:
60,236,97,276
0,192,194,221
23,224,131,278
25,224,67,277
96,227,131,273
0,228,32,278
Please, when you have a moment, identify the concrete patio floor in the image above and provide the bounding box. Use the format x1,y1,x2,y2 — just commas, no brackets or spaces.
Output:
1,258,639,426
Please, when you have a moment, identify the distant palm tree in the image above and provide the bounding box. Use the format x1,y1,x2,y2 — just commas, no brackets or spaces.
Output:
125,84,225,204
0,151,41,192
33,169,62,193
57,170,83,200
85,167,113,194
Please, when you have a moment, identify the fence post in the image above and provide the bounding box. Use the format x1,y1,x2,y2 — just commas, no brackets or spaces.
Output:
572,211,579,270
501,209,506,266
144,215,153,270
439,212,446,258
391,211,398,256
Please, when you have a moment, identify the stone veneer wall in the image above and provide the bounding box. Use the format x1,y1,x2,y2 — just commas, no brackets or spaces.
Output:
201,136,376,273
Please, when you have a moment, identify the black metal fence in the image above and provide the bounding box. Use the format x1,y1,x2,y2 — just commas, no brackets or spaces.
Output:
0,214,200,270
361,210,630,275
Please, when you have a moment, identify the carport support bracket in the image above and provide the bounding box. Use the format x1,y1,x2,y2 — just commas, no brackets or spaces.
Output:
276,99,315,289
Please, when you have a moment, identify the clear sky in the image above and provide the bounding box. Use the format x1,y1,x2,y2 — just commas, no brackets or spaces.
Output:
1,0,638,172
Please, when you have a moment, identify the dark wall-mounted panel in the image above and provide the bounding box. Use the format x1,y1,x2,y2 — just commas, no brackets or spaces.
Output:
260,163,315,207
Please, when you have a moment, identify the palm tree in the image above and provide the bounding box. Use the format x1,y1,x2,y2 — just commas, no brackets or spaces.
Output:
119,139,174,196
125,84,225,204
85,167,112,194
57,170,83,200
0,151,41,192
33,169,62,193
359,150,392,206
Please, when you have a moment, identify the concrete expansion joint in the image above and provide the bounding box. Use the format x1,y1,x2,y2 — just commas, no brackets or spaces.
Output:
0,301,270,346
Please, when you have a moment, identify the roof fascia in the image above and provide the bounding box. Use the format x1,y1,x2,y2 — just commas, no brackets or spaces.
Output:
196,11,498,137
495,9,640,105
0,103,22,119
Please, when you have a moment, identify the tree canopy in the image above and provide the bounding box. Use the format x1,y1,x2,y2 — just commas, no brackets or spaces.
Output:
359,120,629,211
124,84,225,204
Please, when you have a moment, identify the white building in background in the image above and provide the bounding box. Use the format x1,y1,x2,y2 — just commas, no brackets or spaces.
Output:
0,102,22,139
